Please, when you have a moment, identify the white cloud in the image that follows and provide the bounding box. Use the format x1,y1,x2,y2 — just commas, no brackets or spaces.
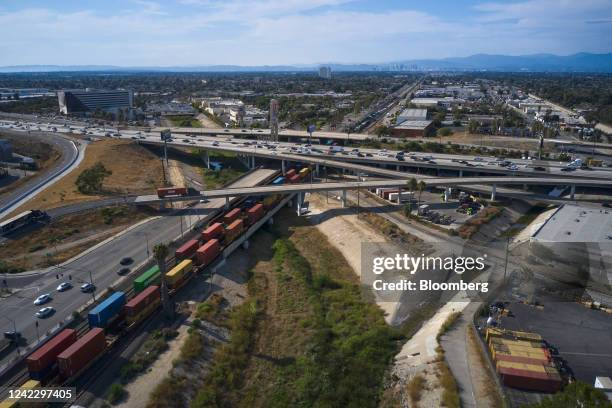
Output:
0,0,610,65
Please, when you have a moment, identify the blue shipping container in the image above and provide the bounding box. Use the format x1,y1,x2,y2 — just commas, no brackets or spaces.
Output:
272,177,284,185
88,292,126,328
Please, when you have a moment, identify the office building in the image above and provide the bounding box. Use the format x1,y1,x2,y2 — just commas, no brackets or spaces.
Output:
318,66,332,79
57,89,133,115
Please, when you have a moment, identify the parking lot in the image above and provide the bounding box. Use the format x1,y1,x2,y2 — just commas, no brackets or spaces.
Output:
499,297,612,385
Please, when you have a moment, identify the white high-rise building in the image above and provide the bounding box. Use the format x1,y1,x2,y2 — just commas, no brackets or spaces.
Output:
318,66,332,79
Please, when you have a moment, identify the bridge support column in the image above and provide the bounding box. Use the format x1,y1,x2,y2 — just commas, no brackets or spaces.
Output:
570,185,575,200
396,165,400,171
225,196,230,210
397,186,402,204
459,169,463,177
315,164,320,176
251,155,255,169
282,160,286,175
491,184,497,202
341,190,347,208
297,192,302,215
205,151,210,169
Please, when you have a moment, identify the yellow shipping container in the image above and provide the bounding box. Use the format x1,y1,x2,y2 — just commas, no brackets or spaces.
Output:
496,360,546,373
166,259,193,285
0,380,41,408
299,168,310,177
485,328,542,343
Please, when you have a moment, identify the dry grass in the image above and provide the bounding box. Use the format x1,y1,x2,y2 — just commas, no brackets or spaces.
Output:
435,362,460,408
467,327,505,407
10,139,163,214
456,206,503,239
407,374,426,406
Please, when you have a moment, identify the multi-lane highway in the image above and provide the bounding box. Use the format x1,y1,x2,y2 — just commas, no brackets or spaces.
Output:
0,169,276,372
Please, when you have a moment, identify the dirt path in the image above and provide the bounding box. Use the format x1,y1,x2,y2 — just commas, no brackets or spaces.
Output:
115,325,190,408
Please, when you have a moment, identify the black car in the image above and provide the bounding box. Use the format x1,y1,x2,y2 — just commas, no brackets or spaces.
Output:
561,167,576,172
396,156,405,161
533,166,546,171
117,267,131,276
120,257,133,266
365,153,373,157
3,331,21,341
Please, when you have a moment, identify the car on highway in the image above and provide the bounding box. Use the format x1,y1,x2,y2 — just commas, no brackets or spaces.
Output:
117,267,130,276
3,331,22,342
120,257,134,266
34,294,51,305
212,141,220,146
561,167,576,172
80,283,95,293
36,307,55,319
474,157,484,162
56,282,73,292
533,166,546,171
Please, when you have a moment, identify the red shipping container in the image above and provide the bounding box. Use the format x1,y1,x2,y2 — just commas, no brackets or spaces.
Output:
27,329,77,374
499,367,562,393
196,239,221,266
125,285,160,318
223,208,241,224
202,222,224,241
58,328,106,378
289,175,300,183
247,204,264,225
495,354,548,365
175,239,199,260
383,189,400,200
225,219,244,243
157,187,187,198
285,169,296,178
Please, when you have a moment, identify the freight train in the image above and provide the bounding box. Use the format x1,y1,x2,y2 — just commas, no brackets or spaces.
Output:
10,167,311,392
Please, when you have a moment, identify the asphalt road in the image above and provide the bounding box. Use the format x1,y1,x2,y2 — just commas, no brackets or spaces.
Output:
0,130,82,220
0,169,276,371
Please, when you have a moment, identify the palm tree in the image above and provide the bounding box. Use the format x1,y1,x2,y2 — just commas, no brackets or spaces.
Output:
417,181,426,210
154,243,173,319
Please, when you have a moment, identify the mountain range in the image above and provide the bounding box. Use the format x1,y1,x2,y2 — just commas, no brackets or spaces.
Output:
1,53,612,73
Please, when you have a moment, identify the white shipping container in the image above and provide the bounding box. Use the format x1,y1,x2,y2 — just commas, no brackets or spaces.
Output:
388,192,415,202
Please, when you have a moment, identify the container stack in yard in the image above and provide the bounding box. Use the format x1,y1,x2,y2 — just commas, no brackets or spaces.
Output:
57,328,106,379
485,328,562,393
26,329,77,380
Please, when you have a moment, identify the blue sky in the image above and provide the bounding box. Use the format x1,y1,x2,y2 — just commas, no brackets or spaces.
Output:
1,0,611,66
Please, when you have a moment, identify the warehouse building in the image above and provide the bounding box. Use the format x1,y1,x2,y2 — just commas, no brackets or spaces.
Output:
390,120,434,138
396,108,428,123
57,89,133,115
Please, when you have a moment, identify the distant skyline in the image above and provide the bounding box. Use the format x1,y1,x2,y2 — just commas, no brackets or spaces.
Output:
1,0,612,66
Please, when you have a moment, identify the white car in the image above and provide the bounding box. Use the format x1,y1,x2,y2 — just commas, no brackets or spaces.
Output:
34,294,51,305
36,307,55,319
56,282,73,292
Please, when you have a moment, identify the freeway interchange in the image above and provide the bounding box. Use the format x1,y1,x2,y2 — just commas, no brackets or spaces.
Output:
0,114,611,376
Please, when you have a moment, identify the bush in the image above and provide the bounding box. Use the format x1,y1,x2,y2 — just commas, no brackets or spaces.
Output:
437,127,453,136
76,162,112,194
107,383,127,405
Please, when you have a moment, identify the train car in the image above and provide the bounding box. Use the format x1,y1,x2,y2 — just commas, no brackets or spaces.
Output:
156,187,187,198
202,222,224,241
223,208,241,224
26,328,77,381
285,169,296,178
263,194,281,209
0,210,49,236
165,259,193,290
134,265,160,293
175,239,199,261
224,219,244,244
299,167,310,179
247,203,264,225
88,292,126,328
272,176,285,185
195,239,221,267
0,380,41,408
124,286,160,326
57,328,106,379
288,174,301,184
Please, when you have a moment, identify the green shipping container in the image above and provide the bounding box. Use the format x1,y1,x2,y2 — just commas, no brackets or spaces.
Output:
134,265,161,293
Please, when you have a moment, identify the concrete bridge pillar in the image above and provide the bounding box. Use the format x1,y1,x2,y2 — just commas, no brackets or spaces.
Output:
282,160,286,175
341,190,347,208
297,192,302,215
225,196,230,210
205,150,210,169
396,165,400,171
397,186,402,204
570,185,576,200
491,184,497,202
315,163,320,176
251,155,255,169
459,169,463,177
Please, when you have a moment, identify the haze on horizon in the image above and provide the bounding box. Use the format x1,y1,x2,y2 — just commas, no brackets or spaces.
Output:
1,0,611,67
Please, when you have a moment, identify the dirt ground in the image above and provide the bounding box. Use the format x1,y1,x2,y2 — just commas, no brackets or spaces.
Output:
436,131,556,152
10,139,163,214
196,113,223,129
